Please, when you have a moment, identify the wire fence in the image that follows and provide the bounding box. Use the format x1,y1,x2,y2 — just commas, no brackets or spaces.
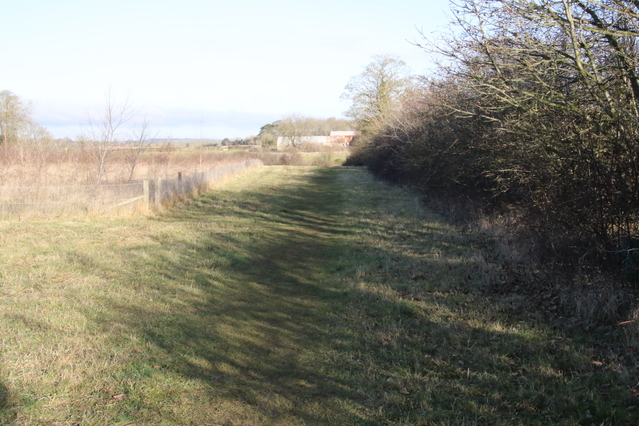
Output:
151,160,262,208
0,159,262,219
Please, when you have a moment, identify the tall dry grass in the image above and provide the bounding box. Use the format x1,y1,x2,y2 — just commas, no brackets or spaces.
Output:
0,143,254,186
0,143,262,218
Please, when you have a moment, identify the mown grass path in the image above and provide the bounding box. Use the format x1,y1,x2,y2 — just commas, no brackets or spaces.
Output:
0,166,637,425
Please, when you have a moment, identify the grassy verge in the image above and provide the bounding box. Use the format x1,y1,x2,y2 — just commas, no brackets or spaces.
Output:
0,165,637,424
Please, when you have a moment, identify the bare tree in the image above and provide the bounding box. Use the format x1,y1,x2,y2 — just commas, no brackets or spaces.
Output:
431,0,639,240
276,114,317,148
80,90,135,184
341,55,412,131
124,116,154,182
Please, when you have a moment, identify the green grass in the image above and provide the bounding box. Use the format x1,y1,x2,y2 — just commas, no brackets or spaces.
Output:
0,165,638,425
299,151,349,166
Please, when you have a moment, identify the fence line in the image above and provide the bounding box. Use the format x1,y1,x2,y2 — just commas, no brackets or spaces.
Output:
151,160,262,208
0,159,262,219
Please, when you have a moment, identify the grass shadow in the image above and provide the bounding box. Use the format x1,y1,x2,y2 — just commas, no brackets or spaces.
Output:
57,166,639,424
68,168,374,424
0,379,15,424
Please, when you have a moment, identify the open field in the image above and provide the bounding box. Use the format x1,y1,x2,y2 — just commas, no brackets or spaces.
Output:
0,146,262,186
1,166,638,425
0,144,346,219
0,145,347,188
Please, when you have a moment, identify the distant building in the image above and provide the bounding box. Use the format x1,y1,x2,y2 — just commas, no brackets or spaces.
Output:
328,131,358,145
276,131,359,149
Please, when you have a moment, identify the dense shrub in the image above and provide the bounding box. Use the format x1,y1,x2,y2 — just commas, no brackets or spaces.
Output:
349,0,639,270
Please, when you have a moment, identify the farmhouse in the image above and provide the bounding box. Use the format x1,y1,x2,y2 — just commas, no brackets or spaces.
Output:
277,131,359,148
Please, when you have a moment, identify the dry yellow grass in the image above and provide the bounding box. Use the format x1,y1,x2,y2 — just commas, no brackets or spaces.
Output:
0,165,636,424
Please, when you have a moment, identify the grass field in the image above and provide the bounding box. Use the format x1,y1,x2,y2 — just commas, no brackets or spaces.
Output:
1,165,638,425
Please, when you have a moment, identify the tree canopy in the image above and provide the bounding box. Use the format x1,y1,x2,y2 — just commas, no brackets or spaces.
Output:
341,55,412,130
0,90,52,157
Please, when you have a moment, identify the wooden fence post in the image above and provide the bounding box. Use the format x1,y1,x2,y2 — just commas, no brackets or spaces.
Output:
155,177,162,209
142,179,151,209
143,180,149,209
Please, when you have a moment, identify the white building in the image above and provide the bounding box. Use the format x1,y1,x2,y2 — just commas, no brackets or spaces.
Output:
276,131,359,149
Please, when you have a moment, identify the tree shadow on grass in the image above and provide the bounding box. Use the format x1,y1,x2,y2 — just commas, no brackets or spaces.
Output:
0,379,15,425
69,168,373,424
66,167,636,424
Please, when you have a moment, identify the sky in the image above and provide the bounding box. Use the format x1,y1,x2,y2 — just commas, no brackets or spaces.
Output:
2,0,453,140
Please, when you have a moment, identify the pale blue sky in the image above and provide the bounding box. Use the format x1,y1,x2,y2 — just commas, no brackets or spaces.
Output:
2,0,452,139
